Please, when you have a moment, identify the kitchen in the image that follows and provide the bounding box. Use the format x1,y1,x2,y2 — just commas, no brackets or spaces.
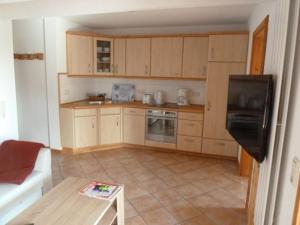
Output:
59,31,248,158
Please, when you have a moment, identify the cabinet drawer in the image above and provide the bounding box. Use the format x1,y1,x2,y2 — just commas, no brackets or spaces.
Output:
100,107,121,115
74,109,97,117
123,108,145,116
202,139,238,157
177,135,202,153
178,112,203,121
177,120,203,137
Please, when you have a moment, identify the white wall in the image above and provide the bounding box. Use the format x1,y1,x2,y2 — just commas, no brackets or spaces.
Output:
274,29,300,224
0,20,19,142
13,19,50,146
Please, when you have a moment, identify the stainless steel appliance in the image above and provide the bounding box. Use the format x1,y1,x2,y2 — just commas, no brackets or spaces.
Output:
142,93,154,104
145,109,177,143
177,88,189,106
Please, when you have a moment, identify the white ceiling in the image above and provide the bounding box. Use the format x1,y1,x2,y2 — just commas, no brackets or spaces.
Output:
65,5,256,29
0,0,270,20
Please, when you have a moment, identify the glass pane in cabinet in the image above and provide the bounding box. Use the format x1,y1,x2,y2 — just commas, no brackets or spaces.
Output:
96,40,111,73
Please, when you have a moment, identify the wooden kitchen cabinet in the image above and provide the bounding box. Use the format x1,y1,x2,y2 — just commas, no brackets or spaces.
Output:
113,38,126,76
67,34,93,75
203,62,246,140
182,37,209,78
75,116,98,148
123,108,145,145
208,34,248,62
177,136,202,153
202,139,239,157
126,38,151,77
94,37,114,75
151,37,183,78
99,108,121,145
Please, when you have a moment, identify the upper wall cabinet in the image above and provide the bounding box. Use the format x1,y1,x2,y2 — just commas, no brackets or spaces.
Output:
94,37,114,76
126,38,151,77
113,38,126,76
151,37,183,78
182,36,209,78
67,34,93,75
208,34,248,62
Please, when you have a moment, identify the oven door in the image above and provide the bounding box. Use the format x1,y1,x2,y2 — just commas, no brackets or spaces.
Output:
145,116,177,143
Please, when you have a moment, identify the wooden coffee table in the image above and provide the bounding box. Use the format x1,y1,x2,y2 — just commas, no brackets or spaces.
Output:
8,177,124,225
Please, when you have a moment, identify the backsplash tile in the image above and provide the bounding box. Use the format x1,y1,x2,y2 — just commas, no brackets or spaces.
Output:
59,75,206,105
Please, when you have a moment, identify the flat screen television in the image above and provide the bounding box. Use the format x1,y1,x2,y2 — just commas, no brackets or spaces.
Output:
226,75,273,163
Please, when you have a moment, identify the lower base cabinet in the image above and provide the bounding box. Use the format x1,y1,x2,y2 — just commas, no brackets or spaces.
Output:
177,135,202,153
123,108,145,145
100,114,121,145
75,116,98,148
202,138,238,157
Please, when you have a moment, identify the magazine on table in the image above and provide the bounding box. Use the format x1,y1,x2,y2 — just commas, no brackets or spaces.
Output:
79,181,122,200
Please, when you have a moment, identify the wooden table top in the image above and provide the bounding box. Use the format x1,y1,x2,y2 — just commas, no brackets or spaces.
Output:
8,177,120,225
60,100,205,113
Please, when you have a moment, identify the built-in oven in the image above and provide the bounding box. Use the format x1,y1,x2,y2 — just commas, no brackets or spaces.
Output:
145,109,177,143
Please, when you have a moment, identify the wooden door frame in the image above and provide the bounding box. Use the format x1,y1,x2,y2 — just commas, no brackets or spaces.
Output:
243,15,269,225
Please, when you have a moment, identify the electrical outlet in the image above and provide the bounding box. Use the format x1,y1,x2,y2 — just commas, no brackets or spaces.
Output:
291,157,300,187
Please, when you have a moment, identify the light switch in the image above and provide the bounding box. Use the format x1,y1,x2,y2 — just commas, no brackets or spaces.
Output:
291,157,300,187
0,100,6,119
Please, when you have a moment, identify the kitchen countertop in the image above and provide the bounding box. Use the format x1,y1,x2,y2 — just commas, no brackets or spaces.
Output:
60,100,205,113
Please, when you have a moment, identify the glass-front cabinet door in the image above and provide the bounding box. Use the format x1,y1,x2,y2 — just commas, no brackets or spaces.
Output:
94,37,114,75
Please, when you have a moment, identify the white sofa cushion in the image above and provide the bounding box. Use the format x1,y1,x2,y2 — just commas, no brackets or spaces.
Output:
0,171,43,210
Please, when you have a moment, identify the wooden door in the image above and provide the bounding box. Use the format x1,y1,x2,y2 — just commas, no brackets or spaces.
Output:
67,34,93,75
74,116,97,148
203,62,246,140
208,34,249,62
114,38,126,76
100,115,121,144
126,38,151,77
151,37,183,77
246,16,269,225
94,37,114,75
123,114,145,145
182,36,209,78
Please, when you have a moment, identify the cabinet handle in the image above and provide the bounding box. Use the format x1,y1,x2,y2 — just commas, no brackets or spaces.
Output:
186,123,195,127
117,121,119,126
145,65,148,75
92,119,95,128
216,142,225,146
116,65,118,74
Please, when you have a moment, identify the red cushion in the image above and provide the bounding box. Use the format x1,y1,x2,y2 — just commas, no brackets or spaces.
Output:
0,140,44,184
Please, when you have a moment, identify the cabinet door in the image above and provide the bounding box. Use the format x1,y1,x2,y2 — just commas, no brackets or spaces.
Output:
182,37,209,78
123,114,145,145
177,136,202,153
208,34,248,62
202,139,238,157
203,62,246,140
114,38,126,76
67,34,93,75
74,116,97,148
94,37,114,75
126,38,151,76
100,115,121,144
151,37,183,77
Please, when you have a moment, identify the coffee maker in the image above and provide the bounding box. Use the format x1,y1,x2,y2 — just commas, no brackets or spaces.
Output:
177,88,189,106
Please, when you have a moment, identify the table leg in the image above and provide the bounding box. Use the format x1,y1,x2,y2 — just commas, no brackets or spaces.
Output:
116,188,124,225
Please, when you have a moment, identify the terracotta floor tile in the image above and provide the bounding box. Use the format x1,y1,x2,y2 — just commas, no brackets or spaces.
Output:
130,195,162,213
126,216,147,225
51,148,247,225
153,189,183,207
141,208,177,225
125,200,138,219
179,213,217,225
166,199,199,222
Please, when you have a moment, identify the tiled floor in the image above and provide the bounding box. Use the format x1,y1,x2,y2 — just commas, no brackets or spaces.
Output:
51,148,248,225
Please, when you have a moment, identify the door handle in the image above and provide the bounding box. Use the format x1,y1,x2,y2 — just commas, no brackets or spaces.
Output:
207,101,211,111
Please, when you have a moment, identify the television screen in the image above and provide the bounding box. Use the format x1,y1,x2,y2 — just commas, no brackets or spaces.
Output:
226,75,273,163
